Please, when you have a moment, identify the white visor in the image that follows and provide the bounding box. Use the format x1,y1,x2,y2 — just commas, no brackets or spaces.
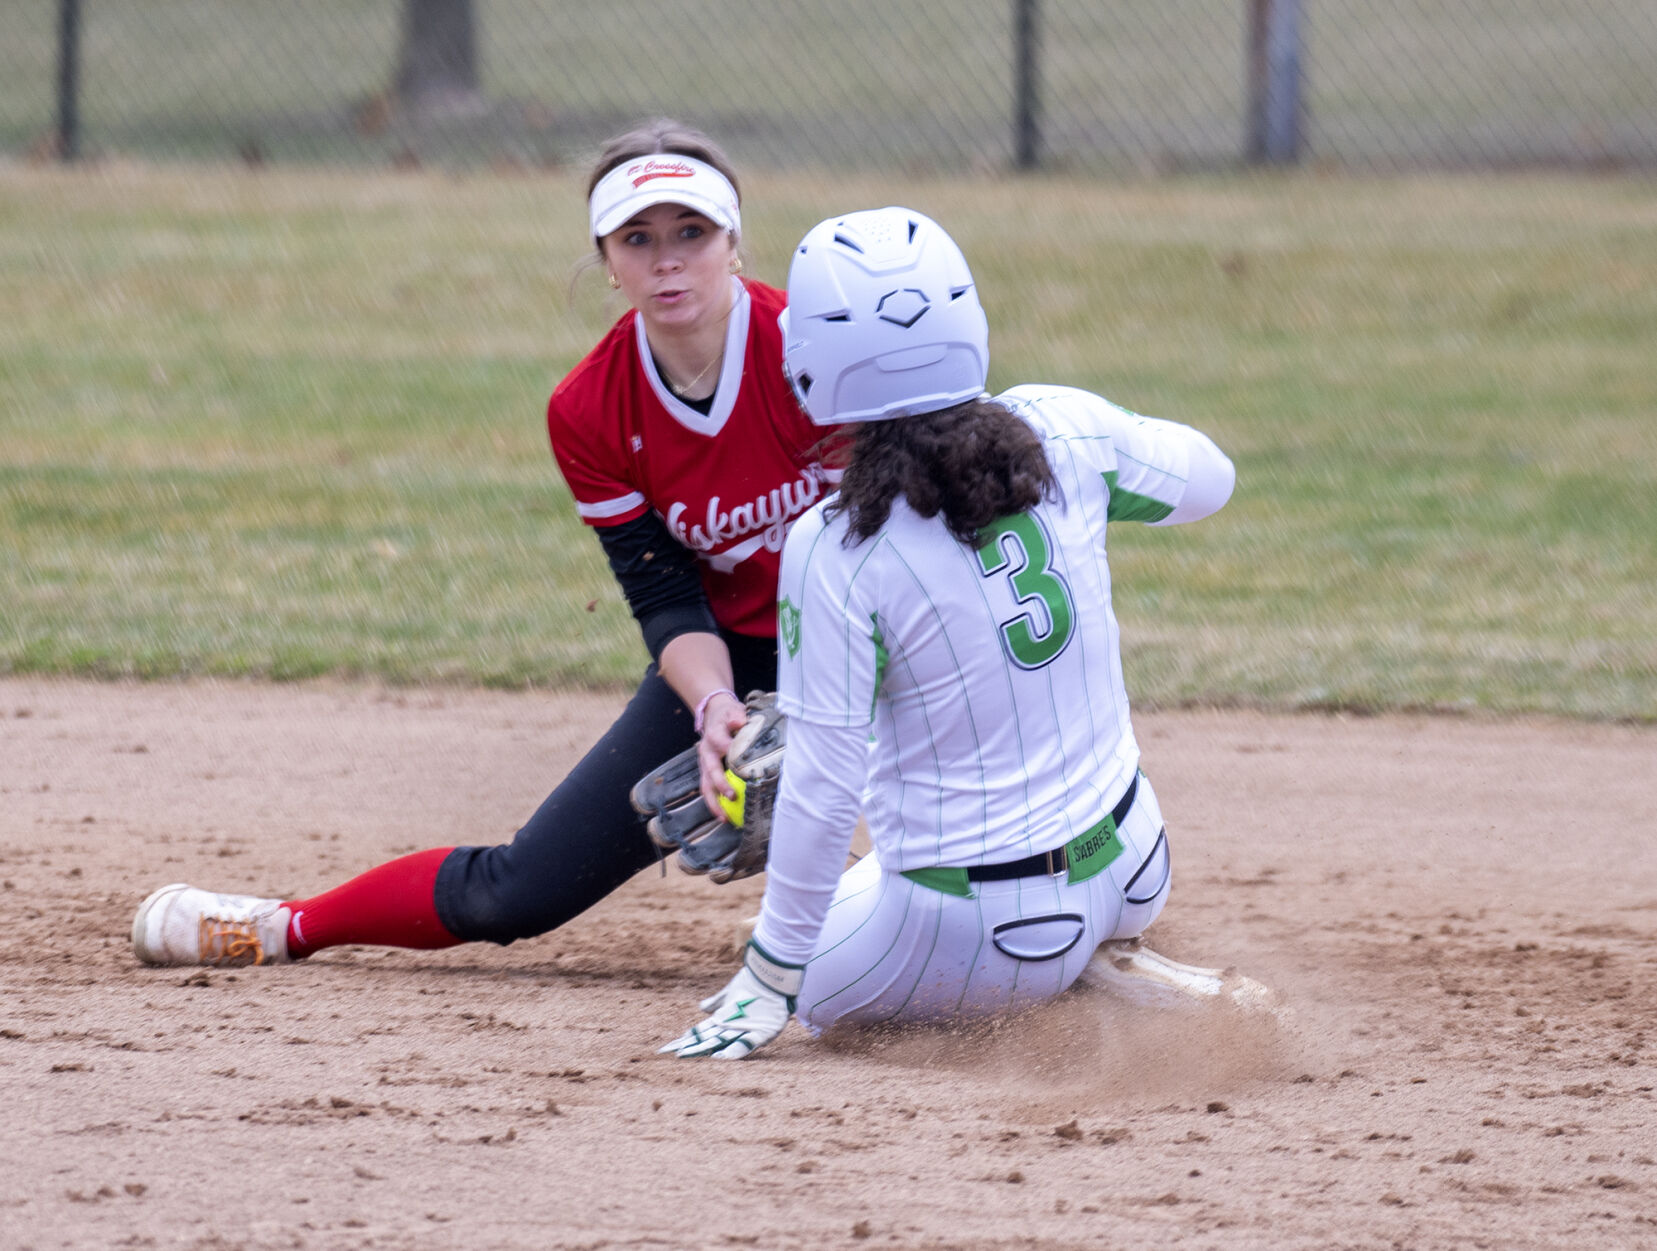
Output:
589,154,741,241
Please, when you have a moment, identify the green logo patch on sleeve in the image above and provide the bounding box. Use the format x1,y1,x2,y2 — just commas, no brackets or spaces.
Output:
778,597,802,659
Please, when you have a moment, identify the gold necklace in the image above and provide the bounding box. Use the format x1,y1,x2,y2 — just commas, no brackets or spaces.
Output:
665,348,722,397
659,293,735,397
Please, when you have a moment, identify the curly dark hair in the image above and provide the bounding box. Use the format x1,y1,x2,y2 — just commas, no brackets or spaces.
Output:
827,398,1058,547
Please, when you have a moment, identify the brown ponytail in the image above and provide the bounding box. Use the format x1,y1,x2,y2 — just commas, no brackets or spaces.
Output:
828,399,1058,547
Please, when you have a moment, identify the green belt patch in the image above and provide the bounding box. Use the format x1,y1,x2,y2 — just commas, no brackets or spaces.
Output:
1065,813,1125,885
900,865,973,898
901,811,1127,898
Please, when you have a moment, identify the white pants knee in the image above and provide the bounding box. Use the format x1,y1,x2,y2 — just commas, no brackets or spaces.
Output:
795,774,1172,1035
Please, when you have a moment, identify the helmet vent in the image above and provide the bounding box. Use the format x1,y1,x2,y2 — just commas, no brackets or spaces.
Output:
950,286,971,300
796,372,813,396
833,233,865,254
907,219,919,242
823,313,849,322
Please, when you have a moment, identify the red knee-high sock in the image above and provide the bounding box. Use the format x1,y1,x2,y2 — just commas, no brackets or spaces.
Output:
283,847,462,958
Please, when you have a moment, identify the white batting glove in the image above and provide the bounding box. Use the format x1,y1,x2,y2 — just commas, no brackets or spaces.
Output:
660,941,804,1060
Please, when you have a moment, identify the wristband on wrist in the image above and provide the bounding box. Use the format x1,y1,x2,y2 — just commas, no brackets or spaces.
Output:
693,687,737,735
743,939,805,1000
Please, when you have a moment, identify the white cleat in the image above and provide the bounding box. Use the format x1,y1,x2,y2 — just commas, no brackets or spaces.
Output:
132,883,293,967
1084,937,1276,1014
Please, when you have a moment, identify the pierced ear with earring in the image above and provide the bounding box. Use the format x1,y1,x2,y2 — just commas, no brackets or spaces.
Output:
607,272,619,289
729,257,743,275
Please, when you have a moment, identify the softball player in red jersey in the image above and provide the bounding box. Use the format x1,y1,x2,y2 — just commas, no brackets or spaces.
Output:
665,208,1267,1060
132,120,841,967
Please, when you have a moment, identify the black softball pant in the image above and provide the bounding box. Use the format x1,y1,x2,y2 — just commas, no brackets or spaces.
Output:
432,631,779,945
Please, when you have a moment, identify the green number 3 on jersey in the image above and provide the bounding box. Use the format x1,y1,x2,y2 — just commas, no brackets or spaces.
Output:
975,513,1075,669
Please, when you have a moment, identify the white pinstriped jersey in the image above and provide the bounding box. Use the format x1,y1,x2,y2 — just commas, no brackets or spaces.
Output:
772,384,1230,874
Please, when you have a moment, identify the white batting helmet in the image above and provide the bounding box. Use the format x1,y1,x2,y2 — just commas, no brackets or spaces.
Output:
779,207,989,426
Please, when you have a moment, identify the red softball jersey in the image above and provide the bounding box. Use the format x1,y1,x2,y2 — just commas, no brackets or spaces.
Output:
547,278,840,638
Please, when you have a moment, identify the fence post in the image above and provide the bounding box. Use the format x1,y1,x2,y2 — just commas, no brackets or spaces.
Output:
395,0,482,116
1013,0,1041,169
56,0,82,162
1246,0,1303,165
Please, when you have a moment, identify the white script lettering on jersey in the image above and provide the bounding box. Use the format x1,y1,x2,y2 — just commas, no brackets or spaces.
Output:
665,465,833,559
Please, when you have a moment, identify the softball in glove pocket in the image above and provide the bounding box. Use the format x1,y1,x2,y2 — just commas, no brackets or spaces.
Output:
631,691,786,885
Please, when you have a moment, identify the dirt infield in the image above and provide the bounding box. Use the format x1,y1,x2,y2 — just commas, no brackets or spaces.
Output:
2,679,1654,1250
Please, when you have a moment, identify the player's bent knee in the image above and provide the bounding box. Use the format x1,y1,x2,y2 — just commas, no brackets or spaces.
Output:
434,845,574,945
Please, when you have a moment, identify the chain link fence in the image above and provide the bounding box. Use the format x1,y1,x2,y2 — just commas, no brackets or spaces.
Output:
3,1,1655,173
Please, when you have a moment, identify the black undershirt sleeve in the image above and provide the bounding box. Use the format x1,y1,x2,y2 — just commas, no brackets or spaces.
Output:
593,511,719,662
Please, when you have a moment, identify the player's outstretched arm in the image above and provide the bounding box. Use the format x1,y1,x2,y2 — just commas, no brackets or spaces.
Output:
1001,386,1236,526
1090,404,1235,526
1147,423,1234,526
658,631,748,806
660,940,803,1060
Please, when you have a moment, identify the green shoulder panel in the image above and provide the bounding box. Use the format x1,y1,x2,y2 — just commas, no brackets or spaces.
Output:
1102,469,1174,524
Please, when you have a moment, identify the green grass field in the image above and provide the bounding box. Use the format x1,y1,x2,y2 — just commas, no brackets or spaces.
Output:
3,164,1654,718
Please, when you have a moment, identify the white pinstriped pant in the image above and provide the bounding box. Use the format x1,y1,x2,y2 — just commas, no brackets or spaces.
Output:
793,775,1172,1035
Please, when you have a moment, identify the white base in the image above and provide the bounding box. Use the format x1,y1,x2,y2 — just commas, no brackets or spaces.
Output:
1083,937,1277,1014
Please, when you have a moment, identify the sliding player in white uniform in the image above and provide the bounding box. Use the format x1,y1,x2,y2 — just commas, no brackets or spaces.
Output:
664,206,1259,1060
